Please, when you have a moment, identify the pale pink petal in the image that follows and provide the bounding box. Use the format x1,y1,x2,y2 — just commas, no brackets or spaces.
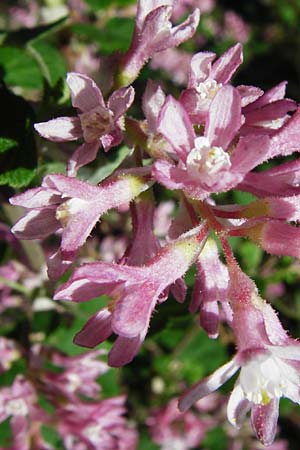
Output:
227,384,251,428
66,72,105,112
251,399,279,446
153,160,188,191
135,0,173,33
178,358,240,412
179,88,211,124
268,108,300,158
238,85,263,107
43,174,100,200
74,309,113,348
100,127,123,152
244,99,296,125
108,86,135,120
230,134,270,174
67,141,100,177
11,207,59,240
158,95,195,161
166,8,200,50
60,203,104,253
108,334,144,367
269,345,300,361
210,43,243,84
34,117,82,142
9,187,60,208
142,80,166,132
244,81,287,113
188,51,215,87
205,85,241,149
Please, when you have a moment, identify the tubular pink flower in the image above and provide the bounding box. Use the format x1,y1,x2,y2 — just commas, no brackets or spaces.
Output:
54,225,208,366
179,265,300,445
34,72,134,176
117,0,200,86
10,171,151,278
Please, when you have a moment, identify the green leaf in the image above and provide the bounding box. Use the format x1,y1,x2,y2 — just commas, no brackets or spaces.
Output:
27,40,67,88
0,167,36,188
85,145,130,184
0,46,43,89
72,17,134,53
0,137,17,154
84,0,135,11
202,426,228,450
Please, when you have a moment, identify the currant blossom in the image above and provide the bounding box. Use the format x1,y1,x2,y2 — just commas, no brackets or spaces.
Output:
10,171,151,279
147,398,213,450
54,225,208,366
117,0,200,86
35,72,134,176
179,265,300,445
179,43,261,123
56,396,138,450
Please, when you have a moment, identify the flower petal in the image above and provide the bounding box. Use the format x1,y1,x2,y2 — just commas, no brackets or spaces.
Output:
11,207,59,240
178,358,240,412
205,85,241,149
34,117,82,142
108,86,135,120
227,383,251,428
158,95,195,161
210,43,243,85
67,141,100,177
74,309,113,348
66,72,105,112
251,399,279,446
108,334,144,367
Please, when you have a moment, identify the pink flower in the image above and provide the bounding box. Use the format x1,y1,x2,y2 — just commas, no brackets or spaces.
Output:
148,398,212,449
117,0,200,86
154,86,250,199
10,171,151,279
56,396,138,450
179,44,249,123
54,225,207,366
179,265,300,445
35,72,134,176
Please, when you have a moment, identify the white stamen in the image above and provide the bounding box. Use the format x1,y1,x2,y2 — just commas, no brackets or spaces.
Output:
186,136,231,185
5,398,28,416
196,79,222,100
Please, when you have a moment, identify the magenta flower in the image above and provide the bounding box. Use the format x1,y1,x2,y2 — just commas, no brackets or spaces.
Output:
10,171,151,279
179,265,300,445
54,226,207,366
117,0,200,86
56,396,138,450
35,72,134,176
154,85,250,199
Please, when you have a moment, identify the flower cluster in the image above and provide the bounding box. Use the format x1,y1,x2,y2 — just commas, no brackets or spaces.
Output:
9,0,300,446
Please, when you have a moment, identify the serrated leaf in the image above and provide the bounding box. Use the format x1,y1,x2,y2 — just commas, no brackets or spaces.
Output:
0,167,36,189
0,137,17,154
0,47,43,89
27,40,67,88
